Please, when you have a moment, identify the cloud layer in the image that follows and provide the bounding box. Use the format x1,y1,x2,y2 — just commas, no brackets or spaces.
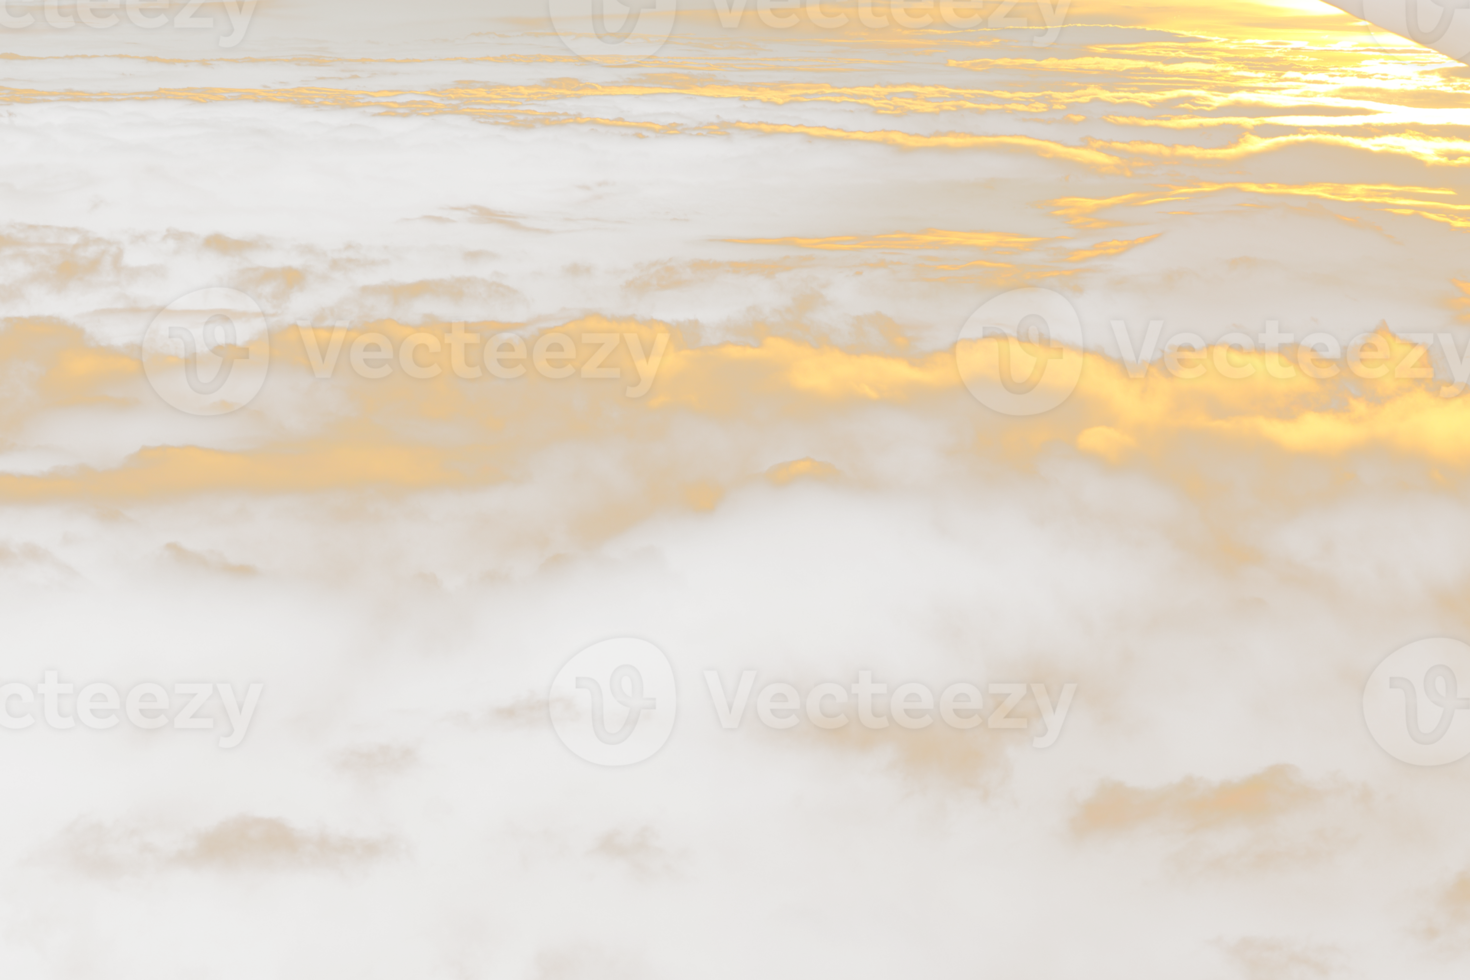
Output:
2,1,1470,977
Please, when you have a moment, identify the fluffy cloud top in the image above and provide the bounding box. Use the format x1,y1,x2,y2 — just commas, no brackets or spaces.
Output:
2,1,1470,976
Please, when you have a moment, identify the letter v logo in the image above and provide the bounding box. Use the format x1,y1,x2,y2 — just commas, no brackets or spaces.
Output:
551,638,677,765
1364,638,1470,766
142,287,270,417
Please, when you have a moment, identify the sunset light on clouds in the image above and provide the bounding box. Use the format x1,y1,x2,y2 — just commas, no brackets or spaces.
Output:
1,0,1470,976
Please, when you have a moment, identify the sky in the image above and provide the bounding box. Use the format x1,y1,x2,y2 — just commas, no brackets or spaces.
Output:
2,1,1470,977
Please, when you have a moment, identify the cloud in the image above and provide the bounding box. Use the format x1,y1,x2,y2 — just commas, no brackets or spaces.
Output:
1205,934,1352,980
585,822,687,887
1411,869,1470,963
534,944,650,980
1071,765,1379,875
2,0,1468,975
443,693,552,731
24,811,414,887
0,541,78,586
334,743,419,775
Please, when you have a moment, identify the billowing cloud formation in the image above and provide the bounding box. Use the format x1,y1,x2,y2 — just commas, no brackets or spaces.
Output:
2,0,1470,977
